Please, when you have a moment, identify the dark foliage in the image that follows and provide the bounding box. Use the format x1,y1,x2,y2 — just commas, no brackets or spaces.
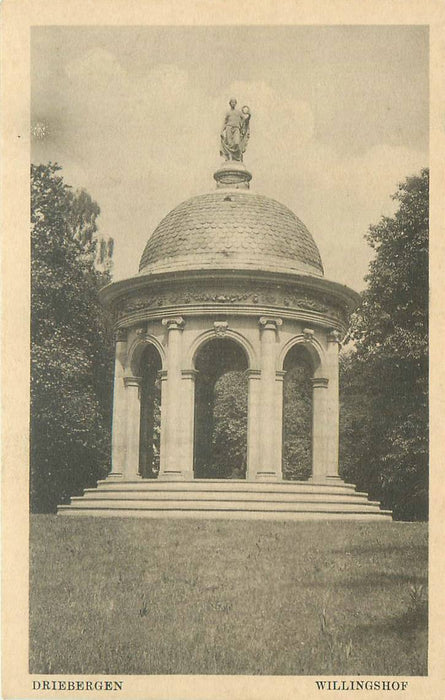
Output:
212,370,248,477
209,359,313,480
31,163,114,512
340,169,428,520
282,363,312,480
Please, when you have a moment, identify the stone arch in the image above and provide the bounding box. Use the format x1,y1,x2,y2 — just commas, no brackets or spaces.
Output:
278,333,325,378
193,336,249,479
138,343,163,479
281,341,316,481
127,332,166,377
186,327,258,372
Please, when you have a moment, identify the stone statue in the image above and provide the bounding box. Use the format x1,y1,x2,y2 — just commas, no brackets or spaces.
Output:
220,98,251,162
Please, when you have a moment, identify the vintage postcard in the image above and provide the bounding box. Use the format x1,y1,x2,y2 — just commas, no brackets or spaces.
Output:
2,1,445,699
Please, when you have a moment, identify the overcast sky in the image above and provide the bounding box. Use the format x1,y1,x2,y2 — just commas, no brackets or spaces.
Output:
31,25,428,290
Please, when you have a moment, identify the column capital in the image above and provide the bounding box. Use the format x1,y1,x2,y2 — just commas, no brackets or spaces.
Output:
181,369,199,380
213,321,228,337
157,369,168,382
276,370,287,382
327,329,342,344
123,375,142,388
114,327,127,343
259,317,283,331
162,316,185,331
312,377,329,389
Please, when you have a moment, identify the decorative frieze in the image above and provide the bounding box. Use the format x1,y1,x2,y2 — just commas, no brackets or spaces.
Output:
283,291,329,313
118,296,164,316
170,289,254,305
114,284,347,324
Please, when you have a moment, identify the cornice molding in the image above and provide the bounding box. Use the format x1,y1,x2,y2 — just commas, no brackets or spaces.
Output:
99,268,360,314
115,305,346,334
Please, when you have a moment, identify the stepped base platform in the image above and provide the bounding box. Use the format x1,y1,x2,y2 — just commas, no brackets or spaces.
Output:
58,478,392,521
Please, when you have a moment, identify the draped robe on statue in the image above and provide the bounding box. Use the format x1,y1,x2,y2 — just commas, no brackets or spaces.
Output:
220,108,250,161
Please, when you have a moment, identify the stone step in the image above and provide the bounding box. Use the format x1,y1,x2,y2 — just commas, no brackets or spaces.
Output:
94,479,358,494
58,505,392,521
80,489,380,505
62,497,388,514
59,477,392,520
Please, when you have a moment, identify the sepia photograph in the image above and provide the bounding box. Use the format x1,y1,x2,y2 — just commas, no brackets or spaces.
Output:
3,4,443,698
28,23,428,678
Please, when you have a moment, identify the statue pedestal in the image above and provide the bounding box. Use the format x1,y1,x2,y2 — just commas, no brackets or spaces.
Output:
214,161,252,190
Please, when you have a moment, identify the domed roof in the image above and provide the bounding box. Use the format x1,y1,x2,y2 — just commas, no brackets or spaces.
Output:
139,190,324,277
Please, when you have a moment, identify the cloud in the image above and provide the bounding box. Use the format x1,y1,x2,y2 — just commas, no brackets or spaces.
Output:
289,142,426,287
65,47,127,84
33,46,427,290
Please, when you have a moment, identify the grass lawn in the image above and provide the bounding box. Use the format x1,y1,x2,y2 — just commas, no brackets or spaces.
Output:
30,516,427,676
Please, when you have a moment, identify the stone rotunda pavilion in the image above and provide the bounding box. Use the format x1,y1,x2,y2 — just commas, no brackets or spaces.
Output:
59,103,391,520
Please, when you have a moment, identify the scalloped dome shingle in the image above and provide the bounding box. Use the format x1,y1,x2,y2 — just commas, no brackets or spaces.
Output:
138,191,324,277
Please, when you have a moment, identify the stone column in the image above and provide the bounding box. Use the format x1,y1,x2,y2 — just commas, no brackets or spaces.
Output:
109,328,128,479
158,317,185,480
312,377,329,482
246,369,261,481
158,370,168,475
325,330,341,480
123,375,142,480
181,369,198,480
256,317,283,481
275,370,287,478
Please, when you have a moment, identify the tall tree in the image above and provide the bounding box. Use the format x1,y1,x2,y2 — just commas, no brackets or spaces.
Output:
340,169,428,520
31,163,114,512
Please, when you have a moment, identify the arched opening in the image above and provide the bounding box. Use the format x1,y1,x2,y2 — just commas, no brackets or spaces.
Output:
194,338,248,479
139,345,162,478
282,344,314,480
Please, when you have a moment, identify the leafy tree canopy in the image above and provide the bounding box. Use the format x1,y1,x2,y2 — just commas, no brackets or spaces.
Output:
340,169,428,520
31,163,114,512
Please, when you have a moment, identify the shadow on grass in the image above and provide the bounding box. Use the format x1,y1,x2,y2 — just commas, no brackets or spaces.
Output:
328,544,427,557
302,572,427,589
354,600,428,675
356,601,428,638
